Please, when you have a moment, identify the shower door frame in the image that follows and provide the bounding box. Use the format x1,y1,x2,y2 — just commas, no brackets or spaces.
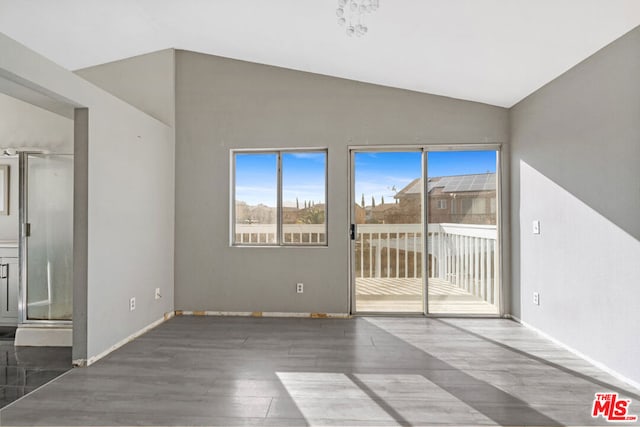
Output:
17,152,73,326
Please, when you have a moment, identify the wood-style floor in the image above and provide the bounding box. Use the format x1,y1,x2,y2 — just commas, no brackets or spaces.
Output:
355,278,499,314
0,316,638,426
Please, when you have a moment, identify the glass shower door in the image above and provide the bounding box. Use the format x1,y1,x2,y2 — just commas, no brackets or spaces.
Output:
24,154,73,321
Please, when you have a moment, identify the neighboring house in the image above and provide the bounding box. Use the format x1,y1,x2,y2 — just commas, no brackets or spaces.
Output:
391,173,497,225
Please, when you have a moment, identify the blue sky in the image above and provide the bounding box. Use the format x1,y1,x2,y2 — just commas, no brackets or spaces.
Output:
236,150,496,207
235,152,326,207
354,152,421,206
235,153,277,207
282,152,326,207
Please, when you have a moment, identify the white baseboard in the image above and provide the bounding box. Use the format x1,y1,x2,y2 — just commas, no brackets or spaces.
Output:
510,315,640,392
175,310,351,319
72,311,175,367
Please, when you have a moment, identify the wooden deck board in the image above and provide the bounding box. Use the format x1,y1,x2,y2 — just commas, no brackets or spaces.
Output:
355,277,499,314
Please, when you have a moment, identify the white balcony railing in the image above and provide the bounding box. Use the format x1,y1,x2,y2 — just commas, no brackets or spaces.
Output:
234,222,498,305
356,223,498,305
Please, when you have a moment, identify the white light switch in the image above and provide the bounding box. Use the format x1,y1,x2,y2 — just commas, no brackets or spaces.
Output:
533,220,540,235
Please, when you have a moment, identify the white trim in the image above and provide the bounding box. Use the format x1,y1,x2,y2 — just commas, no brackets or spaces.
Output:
510,315,640,392
176,311,350,319
15,325,72,346
72,311,175,367
348,143,502,152
230,147,328,153
230,148,329,248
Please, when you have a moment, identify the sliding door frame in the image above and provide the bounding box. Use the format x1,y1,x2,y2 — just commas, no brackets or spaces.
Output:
349,146,425,316
349,144,504,317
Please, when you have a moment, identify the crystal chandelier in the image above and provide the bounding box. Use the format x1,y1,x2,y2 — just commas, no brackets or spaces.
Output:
336,0,379,37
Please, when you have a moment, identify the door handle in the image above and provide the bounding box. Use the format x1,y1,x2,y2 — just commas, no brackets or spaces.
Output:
350,224,356,240
3,264,7,312
1,264,7,312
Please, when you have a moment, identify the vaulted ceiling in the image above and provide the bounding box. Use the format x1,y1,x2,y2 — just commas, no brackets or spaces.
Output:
1,0,639,107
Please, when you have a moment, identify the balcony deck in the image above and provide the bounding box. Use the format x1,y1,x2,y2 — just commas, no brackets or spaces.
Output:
355,277,499,315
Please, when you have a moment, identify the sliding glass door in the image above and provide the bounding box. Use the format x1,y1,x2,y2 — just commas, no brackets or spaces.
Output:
351,151,424,313
426,150,500,315
350,147,501,316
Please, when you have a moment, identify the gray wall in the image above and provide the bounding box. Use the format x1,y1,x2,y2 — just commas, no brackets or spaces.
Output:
0,93,73,240
0,92,73,153
75,49,175,127
510,26,640,384
0,33,175,362
175,50,509,314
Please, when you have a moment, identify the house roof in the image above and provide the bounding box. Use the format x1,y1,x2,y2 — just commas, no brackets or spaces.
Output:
396,173,496,197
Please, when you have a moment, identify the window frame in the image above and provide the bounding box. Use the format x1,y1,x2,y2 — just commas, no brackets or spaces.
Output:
230,148,328,247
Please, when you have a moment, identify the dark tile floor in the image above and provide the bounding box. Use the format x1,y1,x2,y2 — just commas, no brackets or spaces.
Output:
0,329,72,409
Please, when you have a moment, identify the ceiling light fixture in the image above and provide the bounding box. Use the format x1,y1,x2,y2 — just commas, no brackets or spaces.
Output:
336,0,379,37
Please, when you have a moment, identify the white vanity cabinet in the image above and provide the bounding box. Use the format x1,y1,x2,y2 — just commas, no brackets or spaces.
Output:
0,243,19,325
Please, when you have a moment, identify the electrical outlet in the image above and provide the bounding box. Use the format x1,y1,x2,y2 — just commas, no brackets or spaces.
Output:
533,292,540,306
155,288,161,300
296,283,304,293
533,220,540,235
130,297,136,311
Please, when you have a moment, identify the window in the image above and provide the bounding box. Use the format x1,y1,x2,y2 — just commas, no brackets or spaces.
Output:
472,198,486,214
232,150,327,246
436,199,447,209
460,198,486,215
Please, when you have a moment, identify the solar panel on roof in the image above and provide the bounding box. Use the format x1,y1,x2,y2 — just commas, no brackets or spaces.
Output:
436,173,497,192
407,173,496,194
